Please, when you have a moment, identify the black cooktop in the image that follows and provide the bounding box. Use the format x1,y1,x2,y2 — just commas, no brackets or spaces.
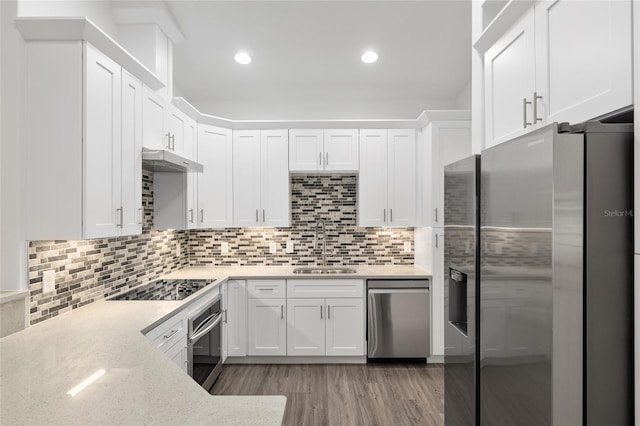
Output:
109,279,216,301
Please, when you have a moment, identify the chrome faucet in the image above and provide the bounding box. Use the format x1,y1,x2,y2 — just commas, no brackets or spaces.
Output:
314,220,327,267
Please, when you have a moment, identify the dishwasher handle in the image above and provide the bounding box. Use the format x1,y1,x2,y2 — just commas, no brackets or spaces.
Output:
368,288,429,295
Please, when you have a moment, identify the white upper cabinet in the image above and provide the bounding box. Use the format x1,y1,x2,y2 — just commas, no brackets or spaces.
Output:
289,129,324,171
234,130,290,227
358,130,389,227
233,130,262,227
185,118,198,230
168,106,186,155
484,0,632,148
359,129,416,227
24,41,143,240
323,129,359,171
386,129,417,227
260,130,290,227
84,44,123,239
198,125,233,228
289,129,359,172
142,85,169,151
534,0,632,125
484,10,536,148
120,70,144,235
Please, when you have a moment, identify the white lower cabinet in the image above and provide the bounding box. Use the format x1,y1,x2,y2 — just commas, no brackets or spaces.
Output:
325,298,364,356
286,279,365,357
145,309,188,372
226,280,247,357
247,298,287,356
287,299,326,356
247,280,287,357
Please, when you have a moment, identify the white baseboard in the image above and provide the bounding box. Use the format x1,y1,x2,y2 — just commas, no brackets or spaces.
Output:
226,356,367,364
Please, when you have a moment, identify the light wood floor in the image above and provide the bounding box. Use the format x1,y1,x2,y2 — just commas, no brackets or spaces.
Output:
210,363,444,426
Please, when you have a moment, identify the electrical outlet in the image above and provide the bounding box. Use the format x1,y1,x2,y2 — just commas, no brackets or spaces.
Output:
221,242,229,254
269,242,277,254
42,269,56,293
404,242,412,253
286,240,294,254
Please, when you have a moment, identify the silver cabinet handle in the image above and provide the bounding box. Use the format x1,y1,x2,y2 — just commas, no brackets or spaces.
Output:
189,208,194,223
163,329,179,340
319,152,322,166
390,209,393,222
170,134,175,150
199,209,204,223
383,209,386,222
320,305,323,319
138,207,143,224
255,209,259,223
281,305,284,319
435,234,439,248
116,207,123,228
223,309,228,324
165,132,172,150
434,208,438,223
533,92,543,124
325,152,329,167
523,98,532,128
328,305,331,320
262,209,265,222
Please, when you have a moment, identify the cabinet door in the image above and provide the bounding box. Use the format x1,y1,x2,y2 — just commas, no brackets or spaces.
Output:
142,85,168,150
83,43,122,239
198,125,233,228
168,106,186,154
186,119,198,229
221,281,228,363
289,129,323,171
358,129,388,226
247,298,286,356
325,298,364,356
323,129,359,171
227,280,247,357
120,70,143,236
431,230,445,356
261,130,290,227
432,122,472,228
387,129,416,227
287,299,325,356
484,10,536,148
535,0,632,125
233,130,262,227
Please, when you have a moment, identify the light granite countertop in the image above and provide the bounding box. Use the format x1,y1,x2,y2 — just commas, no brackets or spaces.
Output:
0,265,429,425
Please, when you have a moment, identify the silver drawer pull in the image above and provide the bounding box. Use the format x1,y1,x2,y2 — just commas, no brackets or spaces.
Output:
281,305,284,319
163,329,179,340
320,305,323,319
328,305,331,319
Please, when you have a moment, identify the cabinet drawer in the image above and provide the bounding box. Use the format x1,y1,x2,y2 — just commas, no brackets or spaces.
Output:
247,280,286,299
145,311,187,352
287,279,364,299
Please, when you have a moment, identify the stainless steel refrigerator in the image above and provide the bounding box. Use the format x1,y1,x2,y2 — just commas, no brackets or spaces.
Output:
444,155,480,426
479,121,634,425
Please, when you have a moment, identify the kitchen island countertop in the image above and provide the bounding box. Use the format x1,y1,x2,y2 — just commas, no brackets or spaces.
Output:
0,265,429,425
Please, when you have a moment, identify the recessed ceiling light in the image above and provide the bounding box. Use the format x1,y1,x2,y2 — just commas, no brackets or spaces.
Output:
361,50,379,64
234,52,252,65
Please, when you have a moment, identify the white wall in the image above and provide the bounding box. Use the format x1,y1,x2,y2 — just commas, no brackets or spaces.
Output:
455,80,472,110
17,0,119,40
191,99,458,121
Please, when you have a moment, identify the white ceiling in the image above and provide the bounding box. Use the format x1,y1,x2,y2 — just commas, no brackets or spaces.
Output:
167,1,471,118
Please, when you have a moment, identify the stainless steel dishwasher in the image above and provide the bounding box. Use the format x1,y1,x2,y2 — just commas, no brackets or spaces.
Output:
367,280,430,360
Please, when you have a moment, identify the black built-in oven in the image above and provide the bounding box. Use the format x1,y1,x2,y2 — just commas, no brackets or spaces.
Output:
188,293,223,391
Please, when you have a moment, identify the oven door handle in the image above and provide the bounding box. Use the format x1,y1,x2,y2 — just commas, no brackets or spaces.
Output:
190,313,222,343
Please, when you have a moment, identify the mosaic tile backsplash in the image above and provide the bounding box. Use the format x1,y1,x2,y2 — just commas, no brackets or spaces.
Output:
189,175,414,266
28,171,189,325
28,174,414,325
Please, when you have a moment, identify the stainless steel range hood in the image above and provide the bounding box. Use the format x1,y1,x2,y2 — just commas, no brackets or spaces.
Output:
142,148,203,173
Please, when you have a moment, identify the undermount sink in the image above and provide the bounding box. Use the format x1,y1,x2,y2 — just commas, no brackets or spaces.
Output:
292,267,357,274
